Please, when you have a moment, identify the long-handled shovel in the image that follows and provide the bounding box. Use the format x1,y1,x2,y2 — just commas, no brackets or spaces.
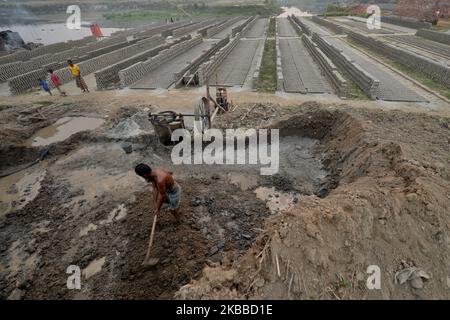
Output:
142,213,160,267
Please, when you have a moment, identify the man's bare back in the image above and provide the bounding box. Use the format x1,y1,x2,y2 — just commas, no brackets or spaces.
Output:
134,163,182,265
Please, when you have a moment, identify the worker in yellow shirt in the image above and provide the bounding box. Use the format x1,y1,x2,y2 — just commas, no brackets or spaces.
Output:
68,60,89,93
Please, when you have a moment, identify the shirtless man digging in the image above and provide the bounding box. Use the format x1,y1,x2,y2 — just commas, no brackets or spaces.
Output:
134,163,182,266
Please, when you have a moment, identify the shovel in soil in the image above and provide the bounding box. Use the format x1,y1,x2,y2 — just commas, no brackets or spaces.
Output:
142,214,160,267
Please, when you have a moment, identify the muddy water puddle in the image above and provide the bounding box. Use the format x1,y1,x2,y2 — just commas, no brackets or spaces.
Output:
226,135,328,213
0,168,46,216
26,117,105,147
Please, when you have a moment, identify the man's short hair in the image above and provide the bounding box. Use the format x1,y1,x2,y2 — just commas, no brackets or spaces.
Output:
135,163,152,177
67,60,72,64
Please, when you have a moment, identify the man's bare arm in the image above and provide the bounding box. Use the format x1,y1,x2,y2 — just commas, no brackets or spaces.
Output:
151,182,158,206
155,181,166,215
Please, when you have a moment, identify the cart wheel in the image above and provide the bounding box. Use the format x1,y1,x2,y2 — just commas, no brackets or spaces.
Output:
194,97,211,133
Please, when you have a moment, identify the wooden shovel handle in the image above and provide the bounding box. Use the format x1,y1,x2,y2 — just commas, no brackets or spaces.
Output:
146,214,158,259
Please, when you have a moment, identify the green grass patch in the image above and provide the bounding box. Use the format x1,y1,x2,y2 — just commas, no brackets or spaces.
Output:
103,10,181,23
257,39,277,93
267,16,276,37
346,79,370,100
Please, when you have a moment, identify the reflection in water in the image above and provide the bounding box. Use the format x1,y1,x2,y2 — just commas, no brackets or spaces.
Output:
0,169,46,216
27,117,105,147
0,24,122,45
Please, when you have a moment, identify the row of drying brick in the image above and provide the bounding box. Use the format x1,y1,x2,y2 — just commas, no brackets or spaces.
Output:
289,16,347,96
291,16,311,36
311,15,449,48
120,21,187,39
381,16,432,30
312,16,345,34
197,36,239,86
0,36,136,82
251,17,269,85
172,20,215,38
416,29,450,46
118,36,203,88
94,35,171,89
8,35,163,95
0,22,186,80
0,35,97,66
309,16,450,91
197,16,258,85
348,31,450,88
233,16,258,38
175,37,230,85
198,19,227,37
274,19,283,91
302,35,347,98
206,16,242,38
0,31,129,67
312,33,379,99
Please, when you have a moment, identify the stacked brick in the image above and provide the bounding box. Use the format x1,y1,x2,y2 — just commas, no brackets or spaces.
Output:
4,22,203,94
416,29,450,45
0,35,96,66
233,16,257,37
0,38,135,82
118,36,203,87
135,21,188,39
206,17,242,38
302,35,347,98
198,19,227,37
94,36,172,89
348,31,450,88
276,37,284,92
8,35,163,94
312,33,380,99
197,20,258,86
287,15,304,35
312,16,345,34
381,16,432,29
175,37,230,85
291,16,312,36
172,20,215,38
197,35,241,86
272,15,282,91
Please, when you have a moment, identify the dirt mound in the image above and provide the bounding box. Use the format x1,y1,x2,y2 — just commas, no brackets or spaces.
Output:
176,104,450,300
215,103,284,129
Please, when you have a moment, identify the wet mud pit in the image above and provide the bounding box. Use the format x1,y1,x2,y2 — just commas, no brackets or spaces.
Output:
0,109,336,299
